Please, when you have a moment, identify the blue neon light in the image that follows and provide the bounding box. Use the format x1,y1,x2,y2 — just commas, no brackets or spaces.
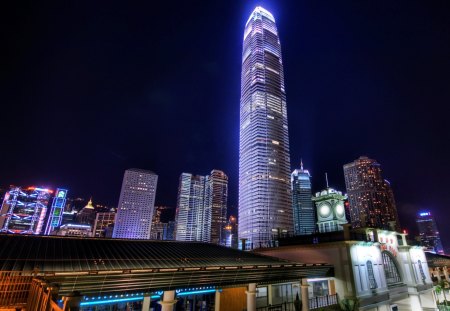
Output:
80,296,143,306
176,289,217,296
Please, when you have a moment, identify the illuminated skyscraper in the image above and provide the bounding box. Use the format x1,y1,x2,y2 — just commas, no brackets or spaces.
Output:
416,211,444,254
343,156,400,231
291,161,315,235
44,188,68,235
175,173,208,242
0,186,52,234
112,168,158,239
239,7,293,248
175,170,228,244
207,170,228,245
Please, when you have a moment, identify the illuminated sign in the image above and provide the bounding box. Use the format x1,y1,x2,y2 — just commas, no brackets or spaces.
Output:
419,212,430,217
57,190,66,198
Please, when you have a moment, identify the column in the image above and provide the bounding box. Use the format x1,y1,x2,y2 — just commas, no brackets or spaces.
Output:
158,290,177,311
435,268,442,282
214,289,221,311
142,293,151,311
443,266,449,281
246,283,257,311
267,285,273,305
62,291,83,311
301,279,310,311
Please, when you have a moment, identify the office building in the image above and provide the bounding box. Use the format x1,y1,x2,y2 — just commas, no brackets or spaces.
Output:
175,173,207,242
175,170,228,243
0,186,52,234
44,188,68,235
416,211,444,254
112,168,158,239
343,156,400,231
239,7,293,249
207,170,228,245
291,161,315,235
93,208,116,238
51,223,92,237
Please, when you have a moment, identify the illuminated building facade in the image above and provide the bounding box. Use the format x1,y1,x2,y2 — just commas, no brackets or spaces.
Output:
343,156,400,231
223,215,238,248
112,168,158,239
207,170,228,245
44,188,68,235
291,162,315,235
0,186,52,234
313,187,347,233
416,211,444,254
175,170,228,244
93,209,116,238
239,7,292,249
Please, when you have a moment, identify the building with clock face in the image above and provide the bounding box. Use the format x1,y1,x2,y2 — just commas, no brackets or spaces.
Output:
313,187,348,233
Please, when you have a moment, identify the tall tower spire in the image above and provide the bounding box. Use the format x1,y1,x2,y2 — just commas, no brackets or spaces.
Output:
300,158,304,171
239,7,293,249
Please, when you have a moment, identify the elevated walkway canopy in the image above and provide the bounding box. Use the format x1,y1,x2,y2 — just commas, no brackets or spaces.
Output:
0,234,333,296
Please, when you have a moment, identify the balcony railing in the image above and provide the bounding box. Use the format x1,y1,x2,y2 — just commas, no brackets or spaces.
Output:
256,294,339,311
309,294,339,310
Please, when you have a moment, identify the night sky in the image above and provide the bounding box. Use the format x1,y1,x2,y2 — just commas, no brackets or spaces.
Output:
2,1,450,250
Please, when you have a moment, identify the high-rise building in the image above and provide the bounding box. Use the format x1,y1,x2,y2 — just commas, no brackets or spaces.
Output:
93,208,116,238
175,173,207,242
239,6,293,249
0,186,52,234
76,198,96,226
44,188,68,235
207,170,228,245
112,168,158,239
416,211,444,254
291,161,315,235
343,156,400,231
175,170,228,243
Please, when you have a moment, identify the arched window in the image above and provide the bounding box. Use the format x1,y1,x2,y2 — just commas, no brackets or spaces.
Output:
382,251,401,285
367,260,378,289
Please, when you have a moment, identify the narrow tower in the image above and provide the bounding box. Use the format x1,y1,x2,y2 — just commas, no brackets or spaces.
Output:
239,7,293,249
291,161,315,235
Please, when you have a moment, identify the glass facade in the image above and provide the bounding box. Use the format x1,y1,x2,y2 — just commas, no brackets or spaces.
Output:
416,211,444,254
291,164,315,235
175,170,228,244
239,7,293,249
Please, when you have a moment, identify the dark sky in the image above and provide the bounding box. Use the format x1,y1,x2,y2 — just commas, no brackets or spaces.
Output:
2,1,450,250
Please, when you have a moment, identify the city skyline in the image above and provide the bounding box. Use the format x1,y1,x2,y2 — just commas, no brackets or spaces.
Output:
2,1,450,249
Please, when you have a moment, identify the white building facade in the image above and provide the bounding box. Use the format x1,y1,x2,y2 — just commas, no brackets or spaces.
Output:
112,168,158,239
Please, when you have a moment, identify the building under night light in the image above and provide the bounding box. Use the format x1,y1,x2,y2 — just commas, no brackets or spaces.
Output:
112,168,158,239
416,211,444,254
291,161,315,235
239,7,293,249
0,186,53,234
343,156,400,231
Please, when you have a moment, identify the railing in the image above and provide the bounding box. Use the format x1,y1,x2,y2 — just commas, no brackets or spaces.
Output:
256,294,339,311
309,293,339,310
256,302,295,311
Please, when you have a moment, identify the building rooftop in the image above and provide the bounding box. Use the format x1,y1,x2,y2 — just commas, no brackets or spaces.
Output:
0,234,333,295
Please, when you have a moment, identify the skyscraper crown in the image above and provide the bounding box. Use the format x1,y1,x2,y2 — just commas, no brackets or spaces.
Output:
246,6,275,26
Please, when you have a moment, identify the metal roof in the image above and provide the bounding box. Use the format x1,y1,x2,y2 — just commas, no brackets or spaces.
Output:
0,234,333,296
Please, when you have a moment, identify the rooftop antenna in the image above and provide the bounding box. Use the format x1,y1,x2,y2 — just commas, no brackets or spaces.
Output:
325,172,329,188
300,158,304,171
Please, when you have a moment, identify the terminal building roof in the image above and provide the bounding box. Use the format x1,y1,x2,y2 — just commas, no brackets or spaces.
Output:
0,234,333,295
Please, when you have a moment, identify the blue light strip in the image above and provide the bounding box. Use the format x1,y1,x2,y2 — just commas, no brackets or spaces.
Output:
80,296,143,306
176,289,217,296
